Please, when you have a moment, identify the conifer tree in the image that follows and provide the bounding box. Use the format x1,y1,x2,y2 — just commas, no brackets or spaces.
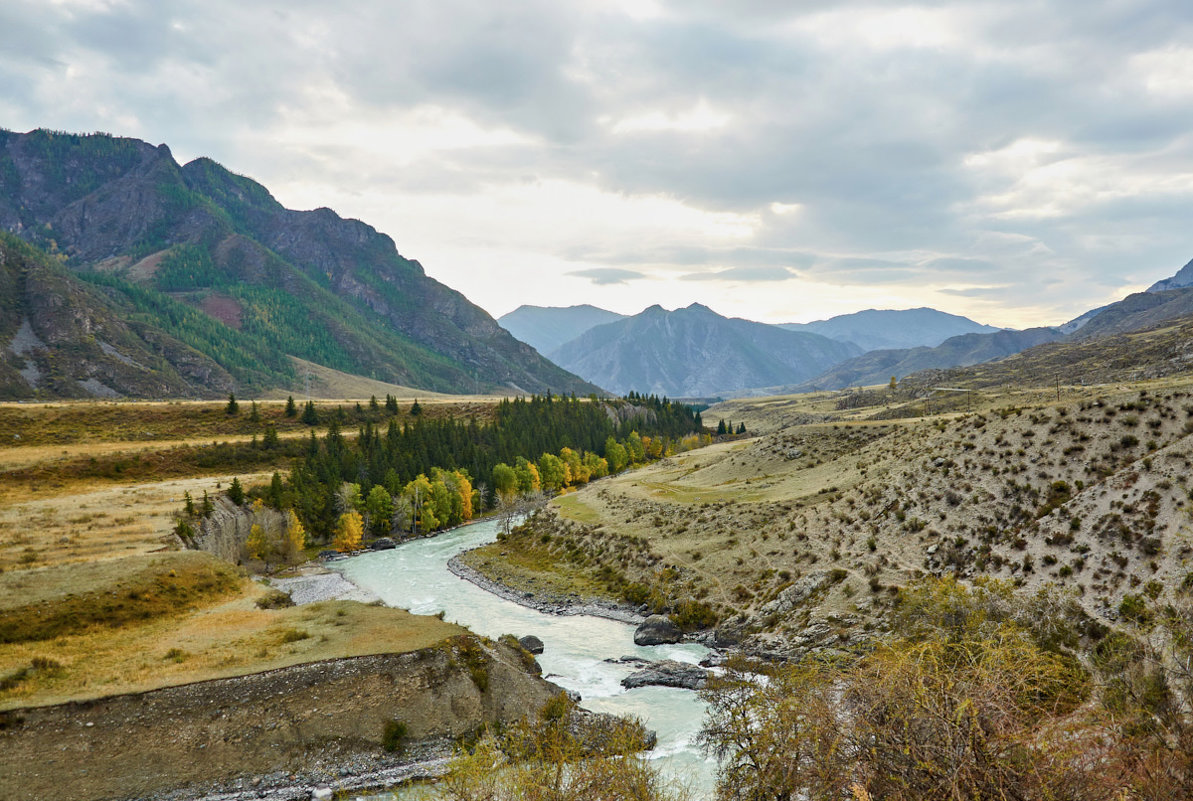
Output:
183,491,195,516
385,394,399,414
411,398,423,416
262,425,280,449
284,395,297,417
249,400,260,423
268,472,284,506
301,400,319,425
225,392,239,416
227,477,245,505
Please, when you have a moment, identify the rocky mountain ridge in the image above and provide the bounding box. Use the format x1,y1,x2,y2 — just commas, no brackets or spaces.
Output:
0,128,595,398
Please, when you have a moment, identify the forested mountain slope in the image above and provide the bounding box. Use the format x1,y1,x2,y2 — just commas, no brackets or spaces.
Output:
0,129,595,398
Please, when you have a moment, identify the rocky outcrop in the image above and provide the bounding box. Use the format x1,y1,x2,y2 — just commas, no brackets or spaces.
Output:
621,659,710,691
0,640,562,801
752,571,833,621
518,635,545,654
633,615,682,646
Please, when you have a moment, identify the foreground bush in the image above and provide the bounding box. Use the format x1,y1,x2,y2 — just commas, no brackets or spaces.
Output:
698,578,1149,801
443,693,688,801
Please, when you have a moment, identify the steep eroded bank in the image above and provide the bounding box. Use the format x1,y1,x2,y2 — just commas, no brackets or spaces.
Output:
0,639,559,801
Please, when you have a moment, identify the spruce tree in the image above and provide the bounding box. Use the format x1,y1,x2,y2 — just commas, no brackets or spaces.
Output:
284,395,297,417
385,394,399,414
249,400,260,423
301,400,319,425
225,392,239,416
262,425,280,449
411,399,423,416
227,477,245,505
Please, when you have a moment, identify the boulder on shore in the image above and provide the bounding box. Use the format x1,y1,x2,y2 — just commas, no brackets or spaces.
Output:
633,615,682,646
621,660,710,691
518,635,545,654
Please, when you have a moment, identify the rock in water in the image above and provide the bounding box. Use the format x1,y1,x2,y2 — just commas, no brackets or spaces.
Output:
621,660,710,690
633,615,682,646
518,635,545,654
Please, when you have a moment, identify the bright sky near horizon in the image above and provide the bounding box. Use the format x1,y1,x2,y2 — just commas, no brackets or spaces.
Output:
3,1,1193,328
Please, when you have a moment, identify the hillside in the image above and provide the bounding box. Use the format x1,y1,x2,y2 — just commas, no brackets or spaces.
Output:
0,233,236,399
468,345,1193,667
795,327,1063,391
549,303,860,397
780,307,1001,352
0,129,595,398
498,304,626,355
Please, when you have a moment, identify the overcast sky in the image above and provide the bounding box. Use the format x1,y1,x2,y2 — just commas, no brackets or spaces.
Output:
3,1,1193,328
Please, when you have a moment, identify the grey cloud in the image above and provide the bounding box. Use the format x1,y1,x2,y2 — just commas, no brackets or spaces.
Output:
4,0,1193,320
680,265,797,282
568,267,646,285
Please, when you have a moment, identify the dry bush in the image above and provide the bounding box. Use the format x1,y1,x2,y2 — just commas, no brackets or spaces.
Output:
443,692,687,801
699,578,1125,801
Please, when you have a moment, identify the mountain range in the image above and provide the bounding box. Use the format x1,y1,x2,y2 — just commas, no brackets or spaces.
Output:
0,129,595,399
6,128,1192,403
497,304,626,356
779,307,1001,351
547,303,860,397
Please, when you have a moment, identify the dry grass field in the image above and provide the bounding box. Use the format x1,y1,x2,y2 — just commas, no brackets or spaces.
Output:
0,398,477,713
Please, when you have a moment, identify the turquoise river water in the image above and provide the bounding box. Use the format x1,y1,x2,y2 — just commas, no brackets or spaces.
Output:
336,516,717,799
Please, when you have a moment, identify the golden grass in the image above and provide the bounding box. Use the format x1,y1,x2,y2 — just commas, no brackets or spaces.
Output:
0,472,275,571
0,551,241,642
0,590,463,709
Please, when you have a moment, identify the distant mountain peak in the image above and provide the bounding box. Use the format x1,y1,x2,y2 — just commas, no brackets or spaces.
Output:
1147,257,1193,293
550,304,860,397
780,307,1001,353
497,304,626,356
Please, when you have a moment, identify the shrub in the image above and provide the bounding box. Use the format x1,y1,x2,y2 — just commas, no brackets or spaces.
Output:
382,719,408,753
278,628,310,643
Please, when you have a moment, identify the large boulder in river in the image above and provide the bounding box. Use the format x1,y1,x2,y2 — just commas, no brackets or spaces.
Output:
633,615,682,646
519,635,545,654
621,660,710,691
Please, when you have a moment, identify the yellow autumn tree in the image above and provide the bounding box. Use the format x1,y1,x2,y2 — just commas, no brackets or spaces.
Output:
333,510,364,552
283,510,306,562
245,523,268,561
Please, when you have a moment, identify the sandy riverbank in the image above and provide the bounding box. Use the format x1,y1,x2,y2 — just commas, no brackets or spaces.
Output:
446,554,646,625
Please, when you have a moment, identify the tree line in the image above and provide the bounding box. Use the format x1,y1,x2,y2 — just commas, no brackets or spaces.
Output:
189,393,707,560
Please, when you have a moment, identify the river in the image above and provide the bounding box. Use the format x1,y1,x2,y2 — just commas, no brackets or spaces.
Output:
336,517,718,799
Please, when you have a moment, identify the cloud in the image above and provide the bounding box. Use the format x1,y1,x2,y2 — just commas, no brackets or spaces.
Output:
568,267,647,285
681,265,797,282
3,0,1193,328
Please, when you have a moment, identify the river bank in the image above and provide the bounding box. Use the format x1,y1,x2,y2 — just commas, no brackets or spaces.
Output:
446,554,646,625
